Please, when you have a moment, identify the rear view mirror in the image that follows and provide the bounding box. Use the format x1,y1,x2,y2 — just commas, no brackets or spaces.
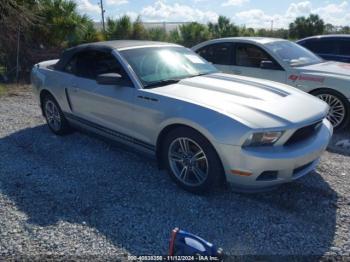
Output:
97,73,123,85
260,60,278,70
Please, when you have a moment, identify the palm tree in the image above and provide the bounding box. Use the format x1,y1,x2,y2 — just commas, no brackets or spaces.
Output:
106,15,133,40
208,16,239,38
289,14,324,39
36,0,98,47
132,16,148,40
179,22,210,47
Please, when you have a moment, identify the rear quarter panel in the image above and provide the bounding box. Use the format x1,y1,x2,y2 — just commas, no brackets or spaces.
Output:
291,70,350,99
31,60,73,113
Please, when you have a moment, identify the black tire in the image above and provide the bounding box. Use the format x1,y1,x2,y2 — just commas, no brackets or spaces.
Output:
42,94,72,135
311,89,350,130
161,126,224,194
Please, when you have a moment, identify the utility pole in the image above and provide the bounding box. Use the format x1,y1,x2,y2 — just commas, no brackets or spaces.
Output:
270,19,274,32
99,0,106,32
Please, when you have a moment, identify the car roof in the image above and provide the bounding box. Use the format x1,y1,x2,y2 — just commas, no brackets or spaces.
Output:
193,37,287,49
298,34,350,42
75,40,180,51
55,40,180,70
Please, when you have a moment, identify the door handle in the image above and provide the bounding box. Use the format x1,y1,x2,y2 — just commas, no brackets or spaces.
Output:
232,70,242,75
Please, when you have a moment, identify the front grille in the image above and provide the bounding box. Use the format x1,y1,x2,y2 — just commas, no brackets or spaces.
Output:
285,120,322,146
256,171,278,181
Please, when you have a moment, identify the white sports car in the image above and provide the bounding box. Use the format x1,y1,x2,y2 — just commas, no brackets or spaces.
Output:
193,37,350,129
31,40,332,193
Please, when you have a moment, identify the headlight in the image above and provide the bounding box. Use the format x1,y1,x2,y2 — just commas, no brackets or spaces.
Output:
244,131,283,147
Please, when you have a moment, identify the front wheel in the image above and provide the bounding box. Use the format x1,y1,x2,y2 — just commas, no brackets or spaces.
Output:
162,127,224,193
312,89,350,130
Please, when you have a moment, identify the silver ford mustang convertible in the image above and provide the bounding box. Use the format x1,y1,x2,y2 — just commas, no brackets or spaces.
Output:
31,40,333,193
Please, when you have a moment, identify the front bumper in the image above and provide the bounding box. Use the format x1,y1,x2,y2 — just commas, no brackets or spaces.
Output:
215,119,333,190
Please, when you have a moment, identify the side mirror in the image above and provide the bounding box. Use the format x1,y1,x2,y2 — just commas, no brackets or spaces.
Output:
96,73,123,85
260,60,278,70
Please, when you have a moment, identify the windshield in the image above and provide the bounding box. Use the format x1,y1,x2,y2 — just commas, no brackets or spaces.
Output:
265,41,323,67
120,46,218,88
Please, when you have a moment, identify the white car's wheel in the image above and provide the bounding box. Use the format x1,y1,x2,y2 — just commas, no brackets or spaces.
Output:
312,89,349,130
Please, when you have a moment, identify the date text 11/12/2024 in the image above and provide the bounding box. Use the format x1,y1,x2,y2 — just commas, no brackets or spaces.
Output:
127,255,221,261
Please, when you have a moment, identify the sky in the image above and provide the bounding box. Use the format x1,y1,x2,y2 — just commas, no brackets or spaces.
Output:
75,0,350,29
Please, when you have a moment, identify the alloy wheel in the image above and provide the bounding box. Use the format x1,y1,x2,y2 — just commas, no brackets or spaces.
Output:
168,137,209,187
45,100,61,132
317,93,345,128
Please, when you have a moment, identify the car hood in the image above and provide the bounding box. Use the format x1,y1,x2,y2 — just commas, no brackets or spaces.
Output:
148,73,328,129
297,61,350,79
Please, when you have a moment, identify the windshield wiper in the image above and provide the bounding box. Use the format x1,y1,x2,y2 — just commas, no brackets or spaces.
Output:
187,71,218,79
144,79,182,88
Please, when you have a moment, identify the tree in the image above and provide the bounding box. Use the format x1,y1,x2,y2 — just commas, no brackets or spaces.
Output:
324,23,336,34
1,0,99,81
289,14,324,39
272,28,289,39
148,28,168,42
208,16,239,38
34,0,98,47
179,22,210,47
239,26,255,36
168,29,181,44
0,0,37,79
106,15,133,40
339,26,350,34
132,16,148,40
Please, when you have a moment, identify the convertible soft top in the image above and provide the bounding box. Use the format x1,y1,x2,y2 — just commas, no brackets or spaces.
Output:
54,40,179,71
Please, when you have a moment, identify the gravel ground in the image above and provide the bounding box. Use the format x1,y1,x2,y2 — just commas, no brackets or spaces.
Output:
0,86,350,260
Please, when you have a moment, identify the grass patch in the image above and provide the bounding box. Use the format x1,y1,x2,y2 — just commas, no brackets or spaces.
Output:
0,84,31,97
0,84,7,96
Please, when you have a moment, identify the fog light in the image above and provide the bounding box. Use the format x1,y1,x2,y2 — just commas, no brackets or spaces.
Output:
230,169,252,176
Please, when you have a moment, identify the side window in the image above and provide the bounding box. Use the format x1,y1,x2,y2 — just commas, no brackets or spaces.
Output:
197,43,232,65
338,40,350,56
301,40,315,51
63,56,77,74
235,44,272,68
94,52,129,78
75,51,98,79
66,50,131,83
306,39,337,54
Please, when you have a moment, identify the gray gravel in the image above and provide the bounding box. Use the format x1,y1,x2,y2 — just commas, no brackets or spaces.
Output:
0,86,350,260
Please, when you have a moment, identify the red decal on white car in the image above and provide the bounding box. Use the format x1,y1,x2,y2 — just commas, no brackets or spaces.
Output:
288,75,298,82
298,75,325,83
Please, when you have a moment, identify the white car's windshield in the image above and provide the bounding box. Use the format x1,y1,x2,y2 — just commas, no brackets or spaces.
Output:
120,46,218,88
265,41,323,67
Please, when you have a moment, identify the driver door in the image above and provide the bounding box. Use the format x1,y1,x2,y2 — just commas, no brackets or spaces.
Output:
66,50,136,136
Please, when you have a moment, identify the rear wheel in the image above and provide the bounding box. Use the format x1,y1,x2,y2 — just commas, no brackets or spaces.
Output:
162,127,224,193
42,94,72,135
312,89,349,130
